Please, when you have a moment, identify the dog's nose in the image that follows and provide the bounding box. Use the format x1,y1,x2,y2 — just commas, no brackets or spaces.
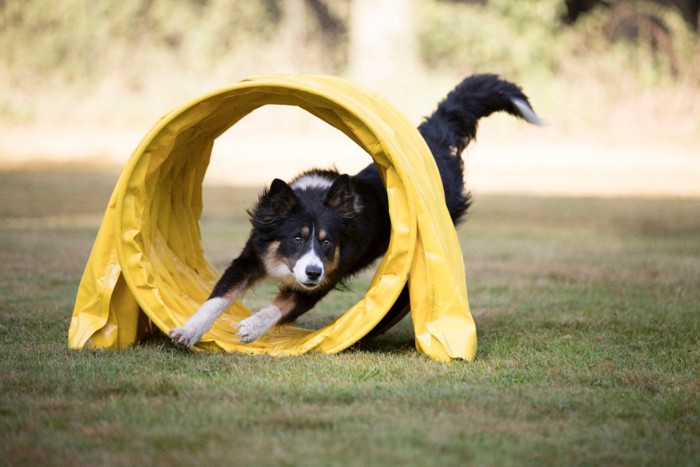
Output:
305,264,323,281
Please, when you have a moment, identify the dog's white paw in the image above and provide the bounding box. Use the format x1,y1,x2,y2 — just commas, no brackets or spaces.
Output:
236,315,266,343
169,326,202,349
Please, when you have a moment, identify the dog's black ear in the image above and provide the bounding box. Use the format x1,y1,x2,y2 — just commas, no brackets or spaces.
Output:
248,179,297,230
267,179,297,215
325,174,359,219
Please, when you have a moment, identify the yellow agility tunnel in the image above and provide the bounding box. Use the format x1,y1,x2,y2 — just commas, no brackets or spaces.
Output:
68,75,477,362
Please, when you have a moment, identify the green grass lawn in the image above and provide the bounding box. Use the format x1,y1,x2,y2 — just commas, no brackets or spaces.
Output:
1,168,698,466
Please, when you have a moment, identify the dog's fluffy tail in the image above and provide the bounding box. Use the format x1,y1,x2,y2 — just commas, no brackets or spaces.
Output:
419,74,541,155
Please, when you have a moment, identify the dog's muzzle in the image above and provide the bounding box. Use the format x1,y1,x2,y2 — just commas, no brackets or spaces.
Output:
293,251,325,288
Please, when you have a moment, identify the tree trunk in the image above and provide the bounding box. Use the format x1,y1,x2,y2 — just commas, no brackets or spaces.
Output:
347,0,420,87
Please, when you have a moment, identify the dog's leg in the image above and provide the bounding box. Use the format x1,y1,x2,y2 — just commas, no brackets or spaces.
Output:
169,243,263,348
237,288,325,343
236,293,294,343
169,295,238,348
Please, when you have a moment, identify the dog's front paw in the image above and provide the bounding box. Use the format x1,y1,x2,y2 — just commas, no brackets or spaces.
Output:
236,315,266,343
169,326,201,349
237,305,282,343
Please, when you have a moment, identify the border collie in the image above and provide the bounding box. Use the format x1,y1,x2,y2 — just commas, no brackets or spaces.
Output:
169,74,540,348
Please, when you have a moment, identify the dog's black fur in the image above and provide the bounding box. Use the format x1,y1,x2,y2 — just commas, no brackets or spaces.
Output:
169,74,540,348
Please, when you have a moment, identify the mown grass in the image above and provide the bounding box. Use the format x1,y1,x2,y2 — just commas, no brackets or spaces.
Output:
1,168,698,466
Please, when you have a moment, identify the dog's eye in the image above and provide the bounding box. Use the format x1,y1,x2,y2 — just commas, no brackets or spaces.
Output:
322,239,332,248
293,236,303,245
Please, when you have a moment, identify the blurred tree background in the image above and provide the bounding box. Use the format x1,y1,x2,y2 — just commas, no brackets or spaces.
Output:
0,0,698,135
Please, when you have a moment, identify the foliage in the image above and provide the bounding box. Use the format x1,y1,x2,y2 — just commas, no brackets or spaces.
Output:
0,0,348,123
0,0,697,128
417,0,700,134
419,0,699,84
418,0,568,79
0,0,283,87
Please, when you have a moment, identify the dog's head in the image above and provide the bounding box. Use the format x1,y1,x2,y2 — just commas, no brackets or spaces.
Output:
248,174,360,291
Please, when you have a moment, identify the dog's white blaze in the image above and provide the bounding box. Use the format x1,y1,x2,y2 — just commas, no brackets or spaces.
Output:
293,248,324,284
237,305,282,343
291,174,334,191
169,296,232,348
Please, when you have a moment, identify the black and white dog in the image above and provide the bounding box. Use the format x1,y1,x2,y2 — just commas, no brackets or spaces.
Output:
169,74,540,348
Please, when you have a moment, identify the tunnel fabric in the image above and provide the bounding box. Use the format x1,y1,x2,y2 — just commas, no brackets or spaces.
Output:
68,75,477,362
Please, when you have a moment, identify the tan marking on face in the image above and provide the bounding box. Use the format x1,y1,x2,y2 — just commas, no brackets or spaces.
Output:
262,241,294,283
325,244,341,276
263,241,281,265
301,226,310,236
318,230,327,241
